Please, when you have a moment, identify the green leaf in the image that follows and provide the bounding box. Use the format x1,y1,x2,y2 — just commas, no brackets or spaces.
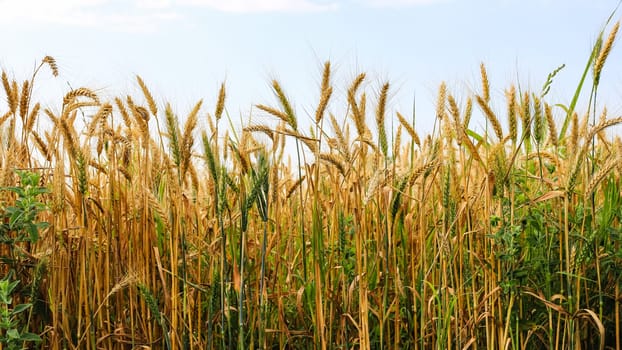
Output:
466,128,484,144
9,211,24,228
0,186,24,197
11,303,31,315
6,280,19,295
6,328,19,339
19,332,42,342
26,224,39,242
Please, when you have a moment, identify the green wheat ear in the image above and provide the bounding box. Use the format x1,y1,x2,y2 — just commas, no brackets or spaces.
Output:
75,150,88,195
137,283,161,324
202,131,219,184
248,150,270,221
137,283,171,349
165,103,181,168
376,82,389,157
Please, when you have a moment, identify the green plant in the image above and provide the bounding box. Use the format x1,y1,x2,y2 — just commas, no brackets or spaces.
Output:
0,277,41,349
0,170,48,348
0,170,49,247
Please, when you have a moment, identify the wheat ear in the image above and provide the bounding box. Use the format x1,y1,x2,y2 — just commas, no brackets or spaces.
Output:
594,21,620,85
136,75,158,116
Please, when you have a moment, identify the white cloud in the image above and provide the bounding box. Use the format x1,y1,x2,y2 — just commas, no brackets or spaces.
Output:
0,0,179,32
179,0,338,13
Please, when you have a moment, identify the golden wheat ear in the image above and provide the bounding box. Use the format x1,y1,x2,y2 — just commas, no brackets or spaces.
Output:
42,55,59,77
180,100,202,178
594,21,620,85
347,73,367,138
315,61,332,124
256,104,291,127
63,87,100,106
447,94,461,145
506,86,517,143
396,111,420,148
136,75,158,116
480,62,490,103
271,80,297,131
2,72,18,115
476,95,503,141
543,103,558,147
86,103,112,136
215,82,226,121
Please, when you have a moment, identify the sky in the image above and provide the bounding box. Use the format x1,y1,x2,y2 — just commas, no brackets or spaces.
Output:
1,0,622,138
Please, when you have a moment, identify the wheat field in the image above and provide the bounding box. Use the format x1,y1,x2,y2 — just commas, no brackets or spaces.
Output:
0,20,622,350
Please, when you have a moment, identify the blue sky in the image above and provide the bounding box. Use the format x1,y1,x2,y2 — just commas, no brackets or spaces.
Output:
1,0,621,136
